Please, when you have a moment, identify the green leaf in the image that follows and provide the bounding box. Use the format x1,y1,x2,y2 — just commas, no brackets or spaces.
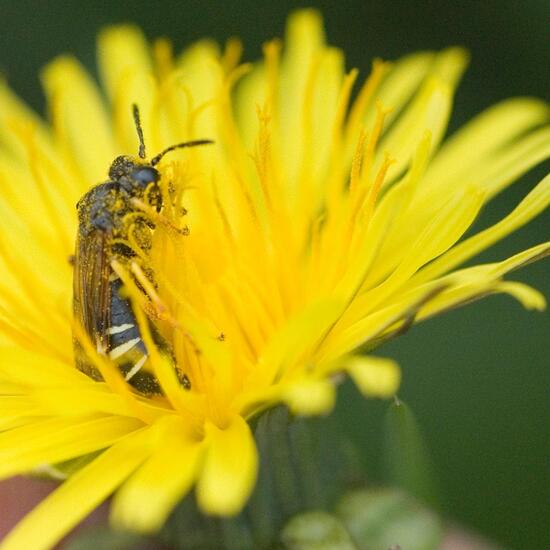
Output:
336,489,443,550
384,398,439,506
281,511,357,550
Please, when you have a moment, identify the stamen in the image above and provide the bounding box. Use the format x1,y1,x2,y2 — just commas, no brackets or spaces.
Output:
125,229,150,263
345,59,390,148
348,103,392,225
129,197,189,238
222,37,244,74
349,128,367,193
358,152,396,223
325,69,359,204
129,261,167,317
361,101,392,184
253,104,275,211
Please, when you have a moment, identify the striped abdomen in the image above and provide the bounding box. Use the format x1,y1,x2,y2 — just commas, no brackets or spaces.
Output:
107,277,161,394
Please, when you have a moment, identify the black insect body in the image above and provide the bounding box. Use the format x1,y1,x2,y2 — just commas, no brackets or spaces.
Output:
73,105,211,394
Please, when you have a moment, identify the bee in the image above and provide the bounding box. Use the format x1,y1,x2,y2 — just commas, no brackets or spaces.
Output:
73,105,212,394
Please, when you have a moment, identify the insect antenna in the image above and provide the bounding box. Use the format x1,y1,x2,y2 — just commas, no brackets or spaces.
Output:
151,139,214,166
132,104,147,159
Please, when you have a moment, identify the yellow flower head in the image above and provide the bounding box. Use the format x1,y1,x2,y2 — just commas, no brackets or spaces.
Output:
1,9,550,550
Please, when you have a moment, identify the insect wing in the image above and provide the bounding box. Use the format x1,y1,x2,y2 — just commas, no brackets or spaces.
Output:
73,227,112,353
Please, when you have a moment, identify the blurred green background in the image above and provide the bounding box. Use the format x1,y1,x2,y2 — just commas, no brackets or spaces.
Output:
1,1,548,547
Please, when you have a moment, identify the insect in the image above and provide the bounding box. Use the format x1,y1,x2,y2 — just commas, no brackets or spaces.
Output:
73,105,212,394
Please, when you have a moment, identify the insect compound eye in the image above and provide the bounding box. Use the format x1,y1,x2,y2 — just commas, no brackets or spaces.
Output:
131,166,159,187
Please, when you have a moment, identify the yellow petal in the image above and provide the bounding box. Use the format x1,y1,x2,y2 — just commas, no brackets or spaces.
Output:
378,78,451,180
417,125,550,210
412,173,550,284
360,186,485,312
424,98,549,188
283,378,336,416
279,10,335,186
0,80,51,162
114,70,158,154
234,61,268,149
366,51,435,128
249,299,344,390
344,356,401,398
97,25,152,103
320,281,446,362
111,416,203,533
0,396,38,416
475,127,550,198
0,416,33,432
175,41,223,141
0,415,144,480
334,131,433,303
486,242,550,277
494,281,546,311
29,385,164,419
377,48,468,178
0,382,23,395
0,427,153,550
379,132,550,290
41,56,115,184
414,243,550,321
197,415,258,516
0,348,89,387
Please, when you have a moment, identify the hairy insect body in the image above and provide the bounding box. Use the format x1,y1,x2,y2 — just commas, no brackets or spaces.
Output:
73,157,163,394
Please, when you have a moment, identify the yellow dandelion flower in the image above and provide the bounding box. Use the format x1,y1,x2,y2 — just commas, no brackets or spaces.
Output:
1,9,550,550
